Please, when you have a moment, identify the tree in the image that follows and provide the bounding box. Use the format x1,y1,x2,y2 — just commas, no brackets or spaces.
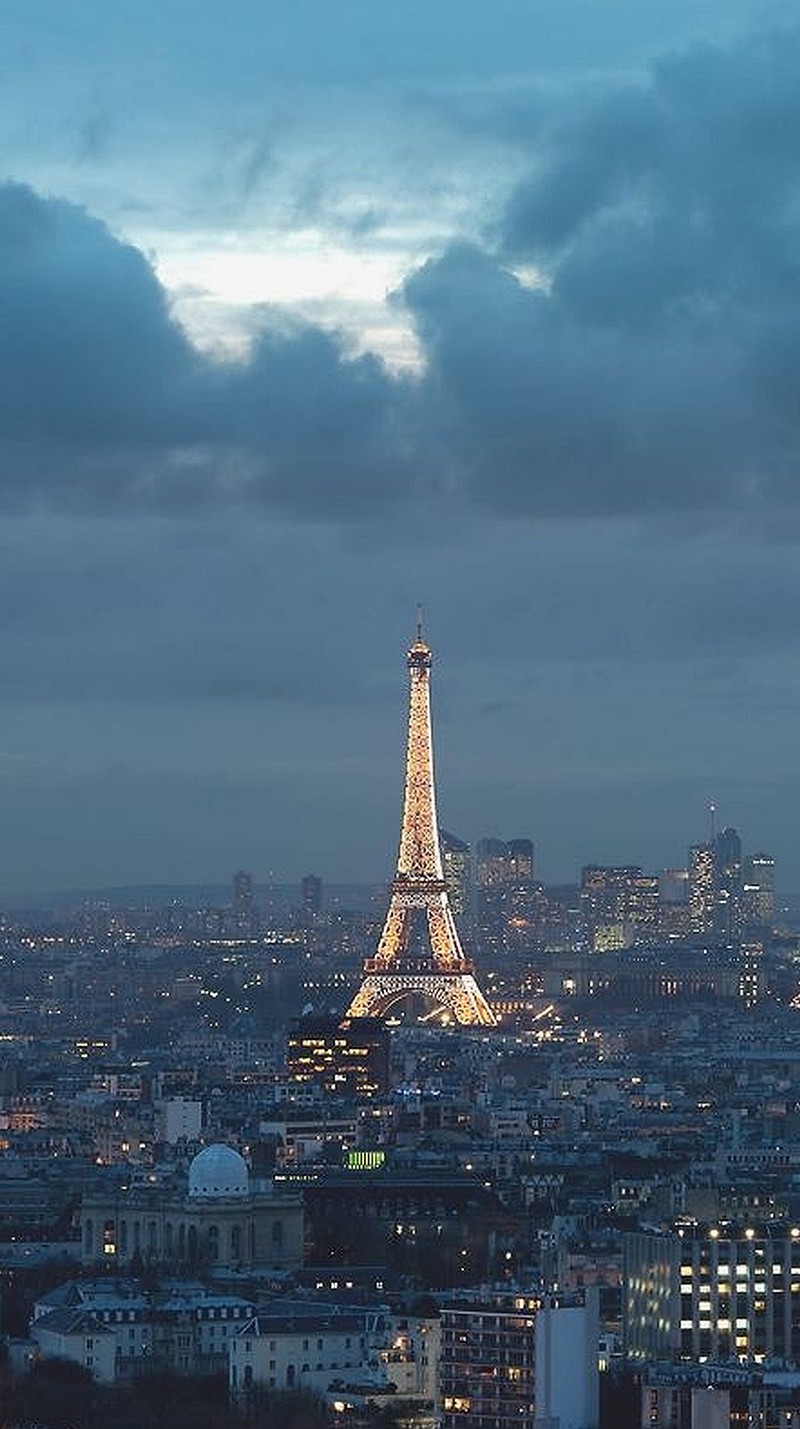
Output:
9,1358,103,1429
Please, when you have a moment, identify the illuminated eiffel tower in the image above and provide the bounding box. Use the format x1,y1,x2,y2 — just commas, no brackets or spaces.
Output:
347,622,495,1026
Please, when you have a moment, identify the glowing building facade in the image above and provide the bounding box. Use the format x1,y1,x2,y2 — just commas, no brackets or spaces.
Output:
286,1015,390,1098
624,1226,800,1365
689,844,716,936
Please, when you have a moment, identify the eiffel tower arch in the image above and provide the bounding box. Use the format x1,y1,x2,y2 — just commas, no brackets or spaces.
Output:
347,624,495,1027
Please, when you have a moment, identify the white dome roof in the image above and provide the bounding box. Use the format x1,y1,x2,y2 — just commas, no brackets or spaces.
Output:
187,1144,249,1199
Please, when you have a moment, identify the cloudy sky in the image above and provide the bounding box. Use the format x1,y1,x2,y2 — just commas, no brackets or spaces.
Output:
2,0,800,898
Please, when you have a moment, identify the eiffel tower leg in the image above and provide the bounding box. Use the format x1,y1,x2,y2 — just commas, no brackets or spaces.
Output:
346,978,386,1020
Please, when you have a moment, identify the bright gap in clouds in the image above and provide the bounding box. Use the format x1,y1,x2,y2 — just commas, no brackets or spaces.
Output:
146,228,425,372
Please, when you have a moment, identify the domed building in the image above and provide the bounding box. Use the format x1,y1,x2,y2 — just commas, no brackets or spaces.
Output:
79,1144,303,1273
188,1145,250,1200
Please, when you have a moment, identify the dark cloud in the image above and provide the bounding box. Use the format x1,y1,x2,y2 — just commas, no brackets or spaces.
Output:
0,182,196,452
5,22,800,536
501,26,800,270
395,26,800,522
7,8,800,539
208,323,419,518
402,243,759,518
0,181,425,517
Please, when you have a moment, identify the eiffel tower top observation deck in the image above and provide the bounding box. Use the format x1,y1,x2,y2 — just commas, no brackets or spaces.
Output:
346,622,495,1026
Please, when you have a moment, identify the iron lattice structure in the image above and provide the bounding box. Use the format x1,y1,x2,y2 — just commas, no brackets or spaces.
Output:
347,628,495,1026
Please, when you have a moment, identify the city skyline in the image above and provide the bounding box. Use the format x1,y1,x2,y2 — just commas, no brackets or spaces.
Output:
3,2,800,895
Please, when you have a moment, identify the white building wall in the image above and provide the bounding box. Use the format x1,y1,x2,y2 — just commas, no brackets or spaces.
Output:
690,1388,731,1429
382,1315,440,1400
162,1097,203,1144
534,1293,599,1429
230,1323,368,1394
32,1325,117,1384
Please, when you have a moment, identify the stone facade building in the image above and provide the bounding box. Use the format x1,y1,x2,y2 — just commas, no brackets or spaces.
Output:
79,1144,303,1272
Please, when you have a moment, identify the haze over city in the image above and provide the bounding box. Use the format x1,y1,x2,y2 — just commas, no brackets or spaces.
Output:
2,0,800,897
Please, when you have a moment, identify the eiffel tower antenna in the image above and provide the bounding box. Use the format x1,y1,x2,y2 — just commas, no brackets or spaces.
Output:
347,629,495,1026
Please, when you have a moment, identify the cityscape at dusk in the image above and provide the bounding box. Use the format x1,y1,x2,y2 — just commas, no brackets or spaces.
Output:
5,1,800,1427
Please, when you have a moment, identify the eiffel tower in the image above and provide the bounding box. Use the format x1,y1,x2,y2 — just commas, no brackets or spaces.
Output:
347,622,495,1026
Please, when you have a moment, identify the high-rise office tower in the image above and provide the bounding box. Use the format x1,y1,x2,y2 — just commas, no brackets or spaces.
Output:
475,838,534,888
301,873,323,918
580,866,660,950
475,838,536,959
659,868,691,939
714,826,743,942
232,870,256,934
475,838,510,889
688,844,715,936
743,853,776,928
439,830,472,919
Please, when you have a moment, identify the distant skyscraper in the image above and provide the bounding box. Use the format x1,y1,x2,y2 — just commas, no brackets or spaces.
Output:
439,830,472,918
660,868,689,905
475,838,536,958
714,826,743,942
232,870,256,934
301,873,323,918
475,838,510,889
580,866,660,950
688,843,715,936
476,838,534,888
659,868,691,939
743,853,776,927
